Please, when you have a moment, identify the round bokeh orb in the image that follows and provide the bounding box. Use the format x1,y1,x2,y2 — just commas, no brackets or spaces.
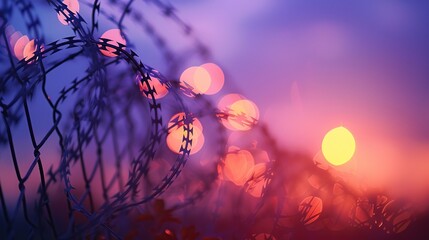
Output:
322,126,356,166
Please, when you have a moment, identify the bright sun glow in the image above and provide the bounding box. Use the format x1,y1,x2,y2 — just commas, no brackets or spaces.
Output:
322,126,356,166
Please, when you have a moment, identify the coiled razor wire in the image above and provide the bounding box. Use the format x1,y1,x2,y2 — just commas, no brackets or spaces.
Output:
0,0,419,239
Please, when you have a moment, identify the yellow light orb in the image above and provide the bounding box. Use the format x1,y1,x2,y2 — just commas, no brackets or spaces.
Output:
322,126,356,166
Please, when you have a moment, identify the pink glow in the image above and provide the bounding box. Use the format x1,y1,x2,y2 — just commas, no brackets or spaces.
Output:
57,0,80,25
13,35,29,60
99,29,126,57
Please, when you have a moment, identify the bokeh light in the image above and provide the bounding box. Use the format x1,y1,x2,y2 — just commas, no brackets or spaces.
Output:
23,39,37,61
99,29,126,57
245,163,267,198
222,146,255,186
166,112,204,155
13,35,29,60
180,66,211,95
138,76,168,99
9,32,40,62
9,31,22,50
200,63,224,95
322,126,356,166
180,63,224,95
218,94,259,131
298,196,323,225
57,0,80,25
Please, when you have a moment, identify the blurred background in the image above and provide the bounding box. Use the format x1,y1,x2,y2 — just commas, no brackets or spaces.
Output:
170,0,429,206
1,0,429,239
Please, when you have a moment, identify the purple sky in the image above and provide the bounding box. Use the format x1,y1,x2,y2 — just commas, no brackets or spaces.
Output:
172,0,429,202
2,0,429,207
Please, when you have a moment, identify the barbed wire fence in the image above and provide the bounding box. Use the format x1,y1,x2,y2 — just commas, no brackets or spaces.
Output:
0,0,416,239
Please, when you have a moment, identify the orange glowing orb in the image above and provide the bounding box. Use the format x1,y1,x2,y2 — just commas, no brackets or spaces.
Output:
223,147,255,186
298,196,323,225
245,163,267,198
322,126,356,166
57,0,80,25
200,63,224,95
99,29,126,57
23,39,37,61
11,32,41,62
138,76,168,99
218,94,259,131
179,63,224,96
13,35,30,60
180,66,211,95
166,113,204,155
